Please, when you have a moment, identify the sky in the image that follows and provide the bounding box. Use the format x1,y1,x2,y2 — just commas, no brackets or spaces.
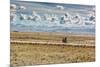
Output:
11,0,95,5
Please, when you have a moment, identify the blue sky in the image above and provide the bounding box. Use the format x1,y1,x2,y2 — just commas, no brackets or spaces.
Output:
10,0,95,5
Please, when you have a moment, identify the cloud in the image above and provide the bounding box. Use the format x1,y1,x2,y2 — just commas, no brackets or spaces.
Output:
56,5,64,10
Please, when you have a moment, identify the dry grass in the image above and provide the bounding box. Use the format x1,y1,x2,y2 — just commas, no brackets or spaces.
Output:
10,32,95,66
10,43,95,66
11,32,95,43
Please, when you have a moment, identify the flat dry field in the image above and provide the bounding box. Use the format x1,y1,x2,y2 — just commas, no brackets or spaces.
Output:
10,32,95,66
